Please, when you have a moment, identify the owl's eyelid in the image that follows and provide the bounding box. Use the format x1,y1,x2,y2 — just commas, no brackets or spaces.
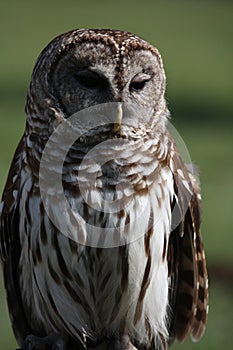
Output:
75,68,101,78
129,73,152,92
74,69,107,90
132,72,152,83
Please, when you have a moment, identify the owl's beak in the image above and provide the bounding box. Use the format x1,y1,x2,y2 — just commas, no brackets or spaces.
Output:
113,103,123,133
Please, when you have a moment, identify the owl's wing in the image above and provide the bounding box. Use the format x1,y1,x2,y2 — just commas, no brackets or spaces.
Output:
0,136,32,346
167,143,208,344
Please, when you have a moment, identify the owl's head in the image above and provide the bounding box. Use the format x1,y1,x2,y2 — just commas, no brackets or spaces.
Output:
26,29,168,138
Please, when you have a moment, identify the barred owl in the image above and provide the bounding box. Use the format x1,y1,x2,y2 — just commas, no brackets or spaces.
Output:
0,29,208,350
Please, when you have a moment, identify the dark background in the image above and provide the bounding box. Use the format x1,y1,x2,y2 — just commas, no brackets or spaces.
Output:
0,1,233,349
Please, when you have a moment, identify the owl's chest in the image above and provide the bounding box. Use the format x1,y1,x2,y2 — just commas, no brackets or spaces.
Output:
62,158,173,248
18,162,174,338
67,155,161,208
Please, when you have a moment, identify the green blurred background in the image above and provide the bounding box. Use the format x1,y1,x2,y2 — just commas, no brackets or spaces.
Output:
0,0,233,349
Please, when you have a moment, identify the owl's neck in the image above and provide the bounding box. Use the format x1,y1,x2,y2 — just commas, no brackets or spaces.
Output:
63,132,171,196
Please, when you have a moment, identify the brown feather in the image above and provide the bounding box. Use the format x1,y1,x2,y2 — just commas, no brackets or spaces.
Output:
167,134,208,344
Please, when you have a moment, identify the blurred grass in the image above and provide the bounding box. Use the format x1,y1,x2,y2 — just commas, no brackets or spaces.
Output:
0,1,233,349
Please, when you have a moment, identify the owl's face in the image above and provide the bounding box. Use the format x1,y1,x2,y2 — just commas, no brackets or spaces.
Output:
27,29,167,137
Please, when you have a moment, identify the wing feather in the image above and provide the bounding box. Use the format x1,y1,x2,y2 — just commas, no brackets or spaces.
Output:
0,136,32,346
167,137,208,344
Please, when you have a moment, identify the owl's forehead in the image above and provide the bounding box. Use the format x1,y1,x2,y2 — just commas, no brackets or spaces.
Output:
72,40,160,68
60,28,163,67
63,28,156,51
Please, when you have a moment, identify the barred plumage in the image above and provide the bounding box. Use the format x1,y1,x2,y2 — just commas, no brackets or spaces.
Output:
0,29,208,350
